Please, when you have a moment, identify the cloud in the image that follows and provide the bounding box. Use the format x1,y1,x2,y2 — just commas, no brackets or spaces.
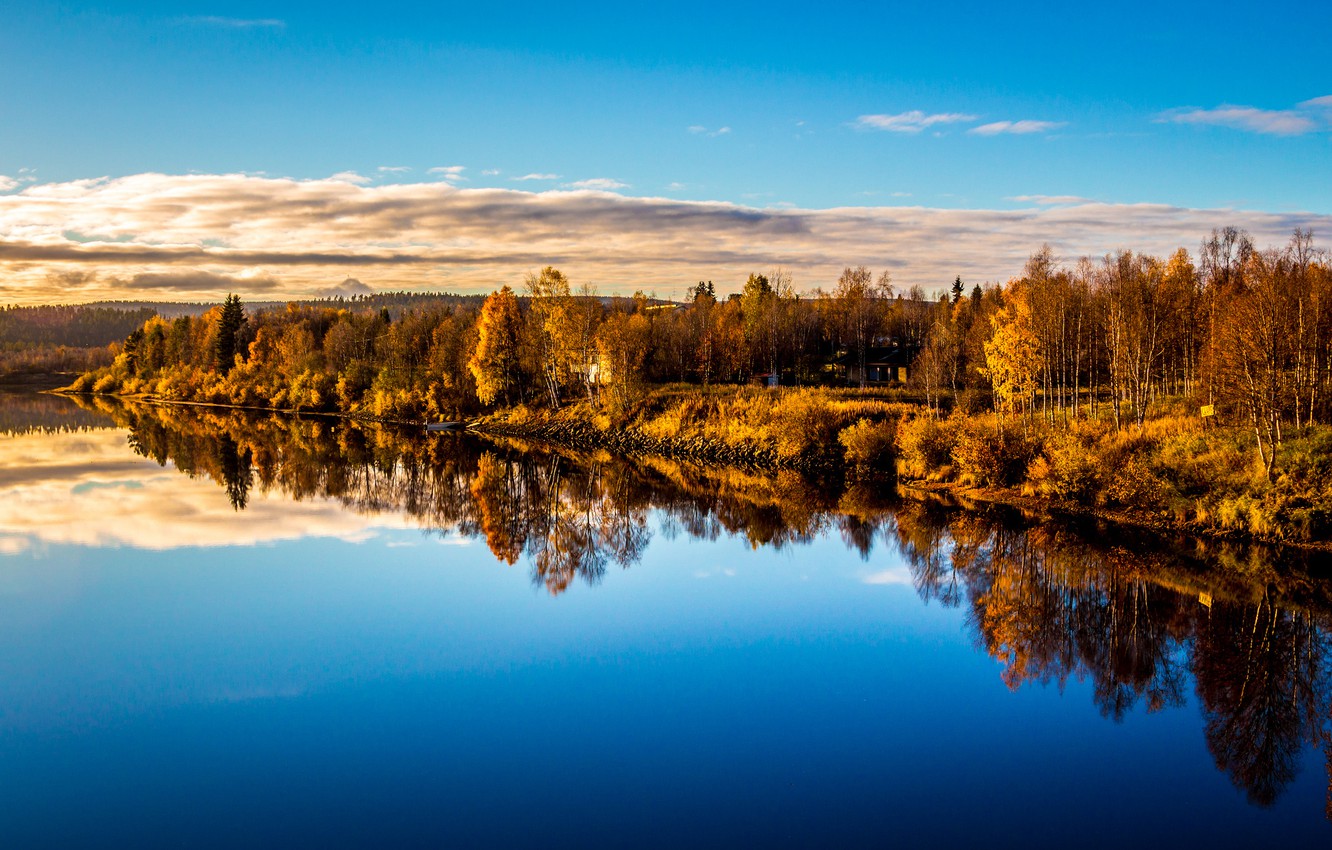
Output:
688,125,732,137
564,178,629,191
863,566,913,586
481,169,502,176
377,166,411,174
853,111,977,133
177,16,286,29
110,270,281,293
511,173,560,181
969,120,1065,136
427,165,466,182
329,171,371,185
1009,194,1095,206
0,176,17,192
0,171,1328,303
1160,97,1332,135
321,277,374,298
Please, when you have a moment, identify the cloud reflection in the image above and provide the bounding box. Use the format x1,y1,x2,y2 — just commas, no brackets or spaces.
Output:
0,431,414,553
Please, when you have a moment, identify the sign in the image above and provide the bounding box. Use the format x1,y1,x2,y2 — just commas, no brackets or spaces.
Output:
1200,404,1215,418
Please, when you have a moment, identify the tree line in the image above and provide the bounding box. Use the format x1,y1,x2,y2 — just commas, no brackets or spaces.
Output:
69,229,1329,446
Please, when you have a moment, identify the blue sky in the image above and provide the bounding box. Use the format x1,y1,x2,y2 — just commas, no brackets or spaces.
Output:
2,2,1330,301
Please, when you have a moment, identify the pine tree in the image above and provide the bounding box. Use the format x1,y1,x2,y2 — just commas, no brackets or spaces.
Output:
214,294,245,374
951,276,965,304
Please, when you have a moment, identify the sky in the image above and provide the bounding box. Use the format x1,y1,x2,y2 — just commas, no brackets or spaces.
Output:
2,1,1330,303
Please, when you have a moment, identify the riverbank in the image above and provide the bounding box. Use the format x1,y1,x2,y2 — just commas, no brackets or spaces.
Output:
55,383,1332,549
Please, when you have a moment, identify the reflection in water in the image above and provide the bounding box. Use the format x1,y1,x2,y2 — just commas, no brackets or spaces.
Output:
0,389,118,435
35,397,1332,816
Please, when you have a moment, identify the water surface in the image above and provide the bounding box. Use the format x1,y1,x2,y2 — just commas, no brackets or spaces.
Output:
1,392,1329,847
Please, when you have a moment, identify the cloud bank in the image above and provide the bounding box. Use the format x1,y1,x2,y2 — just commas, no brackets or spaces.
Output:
0,172,1327,303
1161,95,1332,135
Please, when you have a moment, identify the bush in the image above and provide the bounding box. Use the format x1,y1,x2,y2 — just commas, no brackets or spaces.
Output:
951,420,1039,487
1100,456,1165,509
838,418,897,470
1026,430,1101,500
898,416,958,478
92,372,121,394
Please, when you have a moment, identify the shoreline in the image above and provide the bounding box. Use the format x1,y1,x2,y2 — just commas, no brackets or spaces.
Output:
51,388,1332,555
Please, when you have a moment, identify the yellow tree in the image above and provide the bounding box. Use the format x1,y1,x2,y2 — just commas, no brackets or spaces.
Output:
596,308,651,412
468,285,524,406
525,266,572,408
983,284,1042,420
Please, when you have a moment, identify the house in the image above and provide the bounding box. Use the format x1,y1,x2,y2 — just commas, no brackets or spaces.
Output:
833,344,915,385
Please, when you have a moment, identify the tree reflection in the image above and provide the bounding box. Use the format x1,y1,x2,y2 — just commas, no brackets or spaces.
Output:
68,395,1332,816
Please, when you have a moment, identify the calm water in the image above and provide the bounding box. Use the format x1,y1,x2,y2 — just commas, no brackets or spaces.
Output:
1,391,1330,848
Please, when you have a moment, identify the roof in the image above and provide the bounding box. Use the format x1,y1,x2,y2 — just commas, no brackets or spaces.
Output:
831,345,915,368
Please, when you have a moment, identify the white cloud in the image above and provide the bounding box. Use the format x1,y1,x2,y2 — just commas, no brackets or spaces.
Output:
329,171,371,185
863,566,913,586
0,171,1327,303
481,169,502,176
969,120,1065,136
564,178,629,190
1162,103,1320,136
511,173,560,181
1009,194,1095,205
178,16,286,29
1301,95,1332,109
688,125,731,137
427,165,466,182
0,176,17,192
853,111,977,133
377,165,411,174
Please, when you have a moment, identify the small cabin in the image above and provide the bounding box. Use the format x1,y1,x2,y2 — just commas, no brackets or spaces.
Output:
834,345,914,385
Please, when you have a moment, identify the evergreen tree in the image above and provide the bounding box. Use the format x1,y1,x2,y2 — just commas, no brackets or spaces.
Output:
951,276,965,304
214,294,245,374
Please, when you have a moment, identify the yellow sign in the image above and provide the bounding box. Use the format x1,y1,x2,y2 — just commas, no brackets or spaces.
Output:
1199,591,1213,609
1201,404,1215,417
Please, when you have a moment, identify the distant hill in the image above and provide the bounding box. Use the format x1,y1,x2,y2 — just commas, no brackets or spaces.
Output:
0,304,159,348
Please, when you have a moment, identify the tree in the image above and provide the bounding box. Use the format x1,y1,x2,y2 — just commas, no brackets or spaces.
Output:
596,308,651,412
833,266,891,388
468,286,524,406
525,266,573,408
951,276,965,305
983,284,1041,420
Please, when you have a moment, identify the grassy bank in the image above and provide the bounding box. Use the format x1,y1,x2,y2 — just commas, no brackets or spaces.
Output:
60,378,1332,546
470,386,1332,547
471,384,913,472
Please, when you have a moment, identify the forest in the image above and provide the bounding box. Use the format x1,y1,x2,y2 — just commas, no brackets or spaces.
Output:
63,226,1332,541
0,303,157,381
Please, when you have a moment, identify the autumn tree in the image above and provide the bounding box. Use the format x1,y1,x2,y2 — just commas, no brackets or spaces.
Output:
983,283,1041,420
524,266,573,407
468,286,524,406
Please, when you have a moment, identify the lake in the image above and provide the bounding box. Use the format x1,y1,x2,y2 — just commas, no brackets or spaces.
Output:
1,390,1330,847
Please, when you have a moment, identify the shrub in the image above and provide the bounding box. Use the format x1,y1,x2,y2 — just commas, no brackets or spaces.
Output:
92,372,121,394
951,420,1038,487
1026,430,1101,500
1100,457,1165,509
898,416,958,478
838,418,897,470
